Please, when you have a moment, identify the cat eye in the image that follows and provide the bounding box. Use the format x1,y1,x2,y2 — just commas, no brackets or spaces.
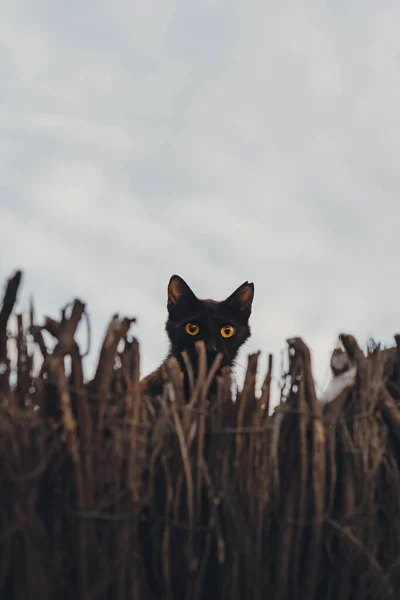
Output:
220,325,236,338
185,323,200,336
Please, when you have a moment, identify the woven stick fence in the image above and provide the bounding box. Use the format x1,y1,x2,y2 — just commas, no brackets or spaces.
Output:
1,270,400,600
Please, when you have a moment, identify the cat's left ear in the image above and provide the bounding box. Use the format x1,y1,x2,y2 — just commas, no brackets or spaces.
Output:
167,275,198,312
223,281,254,316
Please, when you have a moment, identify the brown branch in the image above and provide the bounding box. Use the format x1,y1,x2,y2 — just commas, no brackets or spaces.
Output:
91,315,136,395
339,334,366,363
0,270,22,392
29,325,48,360
378,386,400,446
196,352,223,511
52,299,86,357
0,270,22,333
181,350,195,396
259,353,273,420
121,338,143,504
187,341,207,411
48,355,85,504
16,314,31,408
165,356,185,408
236,352,259,461
288,337,325,598
167,378,195,569
280,339,310,598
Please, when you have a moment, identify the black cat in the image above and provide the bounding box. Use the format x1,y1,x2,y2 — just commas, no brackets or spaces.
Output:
141,274,254,396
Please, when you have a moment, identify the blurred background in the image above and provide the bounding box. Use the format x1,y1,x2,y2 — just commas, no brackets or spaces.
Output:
1,1,399,403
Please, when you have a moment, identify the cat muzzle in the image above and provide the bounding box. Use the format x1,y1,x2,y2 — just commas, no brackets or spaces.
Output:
206,342,218,352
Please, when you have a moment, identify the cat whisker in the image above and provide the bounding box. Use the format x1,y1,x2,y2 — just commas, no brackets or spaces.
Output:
231,367,244,388
232,361,246,370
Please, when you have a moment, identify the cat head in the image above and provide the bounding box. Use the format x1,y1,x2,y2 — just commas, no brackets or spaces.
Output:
165,274,254,371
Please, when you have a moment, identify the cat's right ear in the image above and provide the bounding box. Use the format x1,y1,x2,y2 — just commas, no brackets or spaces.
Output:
223,281,254,317
167,275,197,313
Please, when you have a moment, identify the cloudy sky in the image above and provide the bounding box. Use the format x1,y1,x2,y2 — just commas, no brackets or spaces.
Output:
1,1,400,402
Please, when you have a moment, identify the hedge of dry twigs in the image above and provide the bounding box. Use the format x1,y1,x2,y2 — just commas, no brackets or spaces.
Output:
2,270,400,600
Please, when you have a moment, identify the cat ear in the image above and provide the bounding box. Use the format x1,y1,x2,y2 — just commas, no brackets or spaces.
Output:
167,275,198,312
223,281,254,315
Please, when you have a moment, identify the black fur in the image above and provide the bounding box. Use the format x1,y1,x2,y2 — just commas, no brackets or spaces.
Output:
166,274,254,376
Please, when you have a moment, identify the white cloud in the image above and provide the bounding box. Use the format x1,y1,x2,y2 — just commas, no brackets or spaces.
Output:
1,1,400,405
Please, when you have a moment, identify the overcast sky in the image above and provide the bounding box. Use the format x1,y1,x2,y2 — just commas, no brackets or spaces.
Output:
1,1,400,401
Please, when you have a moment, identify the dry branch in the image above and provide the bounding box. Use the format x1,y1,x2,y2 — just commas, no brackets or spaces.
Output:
1,271,400,600
0,270,22,394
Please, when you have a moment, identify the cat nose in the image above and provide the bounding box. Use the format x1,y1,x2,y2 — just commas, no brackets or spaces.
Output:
206,340,217,352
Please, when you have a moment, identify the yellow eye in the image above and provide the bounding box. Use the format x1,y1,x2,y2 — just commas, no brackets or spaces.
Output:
185,323,200,336
220,325,235,338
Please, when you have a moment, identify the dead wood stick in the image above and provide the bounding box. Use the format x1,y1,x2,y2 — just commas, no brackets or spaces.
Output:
91,316,135,395
286,337,319,412
201,352,224,402
42,316,61,338
201,461,225,563
259,353,273,421
29,325,48,360
340,333,371,416
236,353,259,508
90,316,135,453
252,354,272,496
288,337,325,598
252,355,273,554
238,352,259,424
187,341,207,410
48,355,85,503
181,349,195,396
378,387,400,446
16,314,31,407
340,334,367,365
288,343,309,598
52,299,86,357
269,408,286,502
196,353,223,511
325,422,338,514
71,342,93,503
0,270,22,335
49,349,89,595
125,339,142,504
0,270,22,392
167,379,195,569
236,352,259,460
326,517,394,600
166,355,185,407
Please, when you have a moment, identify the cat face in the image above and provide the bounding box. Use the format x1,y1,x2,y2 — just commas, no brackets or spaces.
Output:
165,275,254,372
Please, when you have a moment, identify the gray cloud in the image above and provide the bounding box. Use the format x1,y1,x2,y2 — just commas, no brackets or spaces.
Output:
2,1,400,403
